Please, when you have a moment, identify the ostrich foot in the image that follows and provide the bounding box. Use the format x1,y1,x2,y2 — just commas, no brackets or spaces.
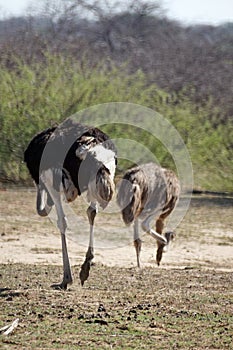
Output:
51,273,73,290
163,231,176,252
79,247,94,286
79,262,91,286
156,243,166,266
134,238,142,268
156,231,176,265
50,279,72,291
165,231,176,243
51,282,68,291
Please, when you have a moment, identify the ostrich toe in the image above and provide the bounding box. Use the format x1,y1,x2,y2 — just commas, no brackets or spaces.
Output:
51,281,68,291
51,271,73,290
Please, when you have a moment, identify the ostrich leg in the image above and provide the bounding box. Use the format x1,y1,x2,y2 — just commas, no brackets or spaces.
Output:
155,217,166,266
36,185,53,217
155,200,175,266
41,169,72,290
79,202,97,286
141,214,167,246
155,220,176,266
133,219,142,268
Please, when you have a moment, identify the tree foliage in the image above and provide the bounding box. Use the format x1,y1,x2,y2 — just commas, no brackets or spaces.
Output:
0,0,232,191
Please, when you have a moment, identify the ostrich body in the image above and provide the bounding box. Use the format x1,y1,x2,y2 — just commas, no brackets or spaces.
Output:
117,162,180,267
24,119,117,289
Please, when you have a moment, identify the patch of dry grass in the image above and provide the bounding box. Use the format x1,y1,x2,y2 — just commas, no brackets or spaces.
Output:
0,264,233,349
0,190,233,348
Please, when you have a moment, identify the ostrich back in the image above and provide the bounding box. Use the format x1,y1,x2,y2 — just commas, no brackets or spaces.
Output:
24,120,117,195
117,163,180,225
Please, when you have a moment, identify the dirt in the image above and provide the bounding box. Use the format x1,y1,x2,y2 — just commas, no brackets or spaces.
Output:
0,189,232,272
0,189,233,349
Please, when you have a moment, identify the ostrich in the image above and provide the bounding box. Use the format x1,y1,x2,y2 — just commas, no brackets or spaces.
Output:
117,162,180,267
24,119,117,289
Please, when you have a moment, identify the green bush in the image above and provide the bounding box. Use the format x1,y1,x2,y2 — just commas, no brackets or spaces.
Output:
0,54,232,191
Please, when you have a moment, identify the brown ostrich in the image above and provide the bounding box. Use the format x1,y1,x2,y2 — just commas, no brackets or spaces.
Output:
117,162,180,267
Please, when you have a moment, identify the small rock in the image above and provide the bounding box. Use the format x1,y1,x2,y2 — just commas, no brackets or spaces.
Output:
94,319,108,325
98,304,106,312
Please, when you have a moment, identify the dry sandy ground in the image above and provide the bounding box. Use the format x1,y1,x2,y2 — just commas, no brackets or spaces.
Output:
0,189,232,273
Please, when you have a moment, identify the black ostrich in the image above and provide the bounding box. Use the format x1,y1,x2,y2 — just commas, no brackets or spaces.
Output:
24,119,117,289
117,163,180,267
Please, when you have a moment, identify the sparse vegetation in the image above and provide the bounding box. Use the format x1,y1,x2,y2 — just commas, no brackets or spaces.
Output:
0,264,232,349
0,183,232,349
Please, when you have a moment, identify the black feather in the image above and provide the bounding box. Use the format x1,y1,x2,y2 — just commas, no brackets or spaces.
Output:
24,120,117,195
